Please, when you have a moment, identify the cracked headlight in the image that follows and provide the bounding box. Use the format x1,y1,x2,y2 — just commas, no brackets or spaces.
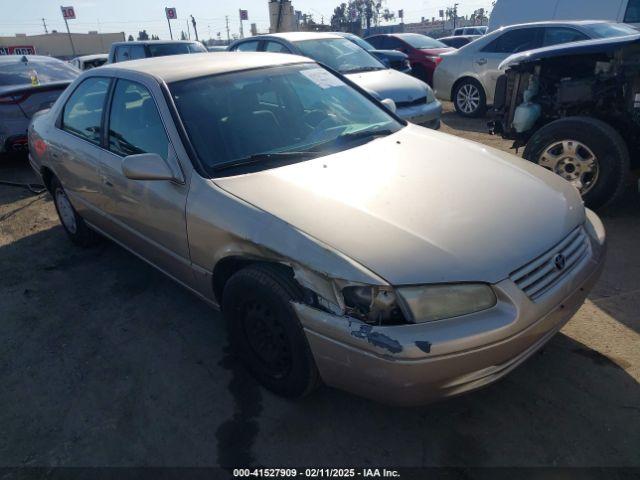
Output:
397,284,496,323
342,286,406,325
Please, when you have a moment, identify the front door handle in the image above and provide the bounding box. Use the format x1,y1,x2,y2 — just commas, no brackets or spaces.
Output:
476,58,487,65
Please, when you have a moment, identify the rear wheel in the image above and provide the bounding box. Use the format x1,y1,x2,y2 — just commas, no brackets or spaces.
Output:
222,264,320,398
523,117,629,210
453,78,487,118
51,176,99,247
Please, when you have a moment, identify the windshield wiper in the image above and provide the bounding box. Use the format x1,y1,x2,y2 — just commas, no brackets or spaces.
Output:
212,151,321,173
335,128,394,143
342,66,385,73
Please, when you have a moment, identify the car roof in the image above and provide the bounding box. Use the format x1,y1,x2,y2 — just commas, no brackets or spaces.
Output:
97,51,312,83
75,54,108,61
0,54,64,64
112,40,197,46
497,19,612,31
266,32,343,41
439,35,481,41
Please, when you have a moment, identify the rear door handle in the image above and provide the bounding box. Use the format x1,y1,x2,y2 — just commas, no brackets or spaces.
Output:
476,58,487,65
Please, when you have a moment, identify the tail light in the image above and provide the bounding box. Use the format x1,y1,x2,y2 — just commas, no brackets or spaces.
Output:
425,55,443,66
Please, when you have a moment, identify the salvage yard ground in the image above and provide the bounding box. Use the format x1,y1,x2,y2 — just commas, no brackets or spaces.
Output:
0,103,639,467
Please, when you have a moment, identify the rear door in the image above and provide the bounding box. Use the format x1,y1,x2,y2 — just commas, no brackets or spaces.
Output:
50,76,111,226
476,27,543,100
98,76,193,285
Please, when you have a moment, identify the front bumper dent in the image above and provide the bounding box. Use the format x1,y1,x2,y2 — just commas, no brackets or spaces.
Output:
294,235,606,406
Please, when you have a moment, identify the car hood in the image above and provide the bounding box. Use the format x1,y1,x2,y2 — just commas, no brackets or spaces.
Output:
213,125,585,285
500,34,640,70
345,68,429,103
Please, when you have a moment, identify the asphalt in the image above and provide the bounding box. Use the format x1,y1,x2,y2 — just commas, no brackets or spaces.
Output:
0,104,638,468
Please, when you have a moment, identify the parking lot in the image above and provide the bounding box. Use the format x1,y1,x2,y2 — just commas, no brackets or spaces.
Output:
0,102,639,468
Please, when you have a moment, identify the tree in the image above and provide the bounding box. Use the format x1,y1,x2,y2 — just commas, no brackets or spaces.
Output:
180,30,187,40
127,34,134,41
151,34,160,40
330,2,348,30
137,30,149,40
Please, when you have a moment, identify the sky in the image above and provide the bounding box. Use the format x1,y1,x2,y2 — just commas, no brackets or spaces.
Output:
1,0,494,40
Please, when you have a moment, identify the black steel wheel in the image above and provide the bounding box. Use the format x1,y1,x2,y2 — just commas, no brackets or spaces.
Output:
222,264,320,398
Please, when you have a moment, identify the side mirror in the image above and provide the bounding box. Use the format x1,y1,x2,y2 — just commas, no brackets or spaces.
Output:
122,153,176,181
381,98,397,113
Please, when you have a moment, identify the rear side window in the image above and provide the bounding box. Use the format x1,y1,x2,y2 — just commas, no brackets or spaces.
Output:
264,41,290,53
365,36,385,49
625,0,640,22
235,40,260,52
129,45,146,59
108,79,169,159
483,28,543,53
61,77,110,145
114,46,129,62
542,27,589,47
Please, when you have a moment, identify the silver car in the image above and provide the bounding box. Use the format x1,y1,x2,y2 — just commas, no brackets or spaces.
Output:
28,53,606,405
434,21,638,117
230,32,442,129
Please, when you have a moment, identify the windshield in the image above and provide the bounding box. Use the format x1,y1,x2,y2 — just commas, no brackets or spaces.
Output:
398,33,447,49
148,42,206,57
582,23,639,39
294,38,385,73
344,34,375,51
170,63,402,175
0,58,79,86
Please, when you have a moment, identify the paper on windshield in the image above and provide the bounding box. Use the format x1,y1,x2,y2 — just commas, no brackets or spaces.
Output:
300,68,343,89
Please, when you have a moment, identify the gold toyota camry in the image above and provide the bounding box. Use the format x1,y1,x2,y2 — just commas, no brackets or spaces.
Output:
28,53,606,405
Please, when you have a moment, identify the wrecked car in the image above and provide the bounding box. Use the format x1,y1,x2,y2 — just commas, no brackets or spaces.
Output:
28,52,606,405
491,33,640,209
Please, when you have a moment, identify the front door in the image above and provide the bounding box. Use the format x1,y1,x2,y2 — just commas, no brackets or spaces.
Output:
98,77,193,287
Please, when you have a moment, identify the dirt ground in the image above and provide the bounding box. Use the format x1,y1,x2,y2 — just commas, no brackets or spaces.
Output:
0,103,639,468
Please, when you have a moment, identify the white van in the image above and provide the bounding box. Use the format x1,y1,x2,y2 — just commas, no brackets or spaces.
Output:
488,0,640,31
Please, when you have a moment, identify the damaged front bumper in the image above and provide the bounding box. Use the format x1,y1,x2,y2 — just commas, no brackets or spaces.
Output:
293,235,606,406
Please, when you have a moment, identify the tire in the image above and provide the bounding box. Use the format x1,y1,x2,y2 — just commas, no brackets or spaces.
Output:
50,176,100,247
523,117,629,210
222,264,320,398
453,78,487,118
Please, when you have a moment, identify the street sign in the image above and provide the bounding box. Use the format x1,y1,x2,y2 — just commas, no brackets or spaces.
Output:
239,9,248,21
165,7,177,20
61,6,76,19
439,9,444,18
398,9,404,19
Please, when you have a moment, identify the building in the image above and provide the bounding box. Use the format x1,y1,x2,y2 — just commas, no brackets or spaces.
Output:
269,0,296,33
0,31,125,59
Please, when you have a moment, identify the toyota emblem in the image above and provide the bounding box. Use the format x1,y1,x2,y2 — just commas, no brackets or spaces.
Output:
554,254,566,271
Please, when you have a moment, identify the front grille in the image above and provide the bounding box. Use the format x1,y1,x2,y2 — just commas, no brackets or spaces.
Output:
395,96,427,108
510,227,591,301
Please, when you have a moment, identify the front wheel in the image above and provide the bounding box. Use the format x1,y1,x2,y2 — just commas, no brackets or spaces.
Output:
453,79,487,118
523,117,629,210
222,264,320,398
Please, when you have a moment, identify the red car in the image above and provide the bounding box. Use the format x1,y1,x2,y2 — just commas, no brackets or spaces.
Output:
365,33,454,86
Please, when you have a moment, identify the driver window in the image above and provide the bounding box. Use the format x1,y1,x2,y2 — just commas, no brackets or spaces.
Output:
108,80,169,159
